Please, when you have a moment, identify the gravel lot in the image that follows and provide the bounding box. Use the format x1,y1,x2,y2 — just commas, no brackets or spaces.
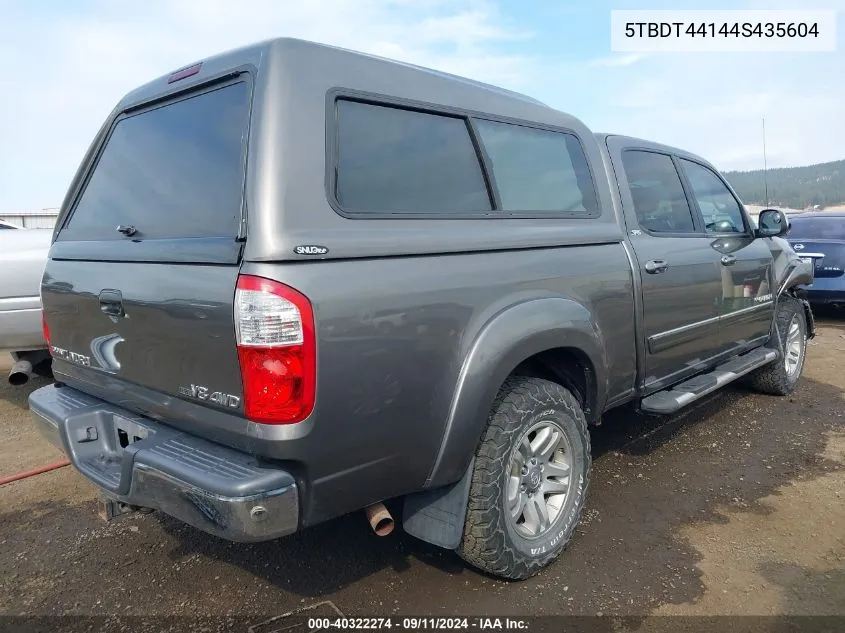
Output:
1,311,843,626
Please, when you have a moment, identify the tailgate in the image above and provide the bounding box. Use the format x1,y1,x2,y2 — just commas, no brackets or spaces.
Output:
43,78,251,419
44,261,243,408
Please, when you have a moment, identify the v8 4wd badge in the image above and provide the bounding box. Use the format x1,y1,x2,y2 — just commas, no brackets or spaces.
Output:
179,384,240,408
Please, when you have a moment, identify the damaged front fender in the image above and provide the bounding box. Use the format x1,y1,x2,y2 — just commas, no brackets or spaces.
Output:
768,236,816,339
770,236,814,296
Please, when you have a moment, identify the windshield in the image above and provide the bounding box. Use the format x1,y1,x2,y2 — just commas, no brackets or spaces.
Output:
60,81,250,242
788,216,845,240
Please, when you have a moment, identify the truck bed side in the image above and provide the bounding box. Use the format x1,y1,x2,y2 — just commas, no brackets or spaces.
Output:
241,242,635,524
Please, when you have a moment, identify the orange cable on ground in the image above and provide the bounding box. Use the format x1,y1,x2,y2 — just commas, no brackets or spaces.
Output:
0,459,71,486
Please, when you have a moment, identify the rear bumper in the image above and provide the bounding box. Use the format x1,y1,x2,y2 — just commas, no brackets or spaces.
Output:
29,384,299,543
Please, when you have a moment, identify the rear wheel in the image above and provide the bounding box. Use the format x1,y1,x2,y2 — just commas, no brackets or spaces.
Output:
458,376,591,580
744,296,807,395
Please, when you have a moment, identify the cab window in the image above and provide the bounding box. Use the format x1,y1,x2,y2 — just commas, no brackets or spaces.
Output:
679,159,747,234
621,150,696,233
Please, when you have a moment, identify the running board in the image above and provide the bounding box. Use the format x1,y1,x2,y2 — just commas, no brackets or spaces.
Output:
640,348,778,415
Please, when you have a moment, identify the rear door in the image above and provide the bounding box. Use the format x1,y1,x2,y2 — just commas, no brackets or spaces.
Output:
607,140,723,391
676,158,774,354
43,78,251,422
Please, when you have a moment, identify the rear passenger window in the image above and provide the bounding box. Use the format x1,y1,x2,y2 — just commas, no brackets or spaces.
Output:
621,151,696,233
474,120,598,214
335,100,492,214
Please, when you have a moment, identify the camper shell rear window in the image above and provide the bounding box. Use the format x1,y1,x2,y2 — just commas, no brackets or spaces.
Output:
60,80,251,242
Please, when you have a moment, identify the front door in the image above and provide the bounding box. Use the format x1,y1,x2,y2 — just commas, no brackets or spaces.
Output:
610,144,723,391
676,158,775,354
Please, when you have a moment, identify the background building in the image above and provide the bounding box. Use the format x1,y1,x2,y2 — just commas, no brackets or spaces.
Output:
0,208,60,229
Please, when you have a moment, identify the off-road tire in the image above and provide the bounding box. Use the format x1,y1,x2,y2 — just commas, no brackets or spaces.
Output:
458,376,591,580
744,296,807,396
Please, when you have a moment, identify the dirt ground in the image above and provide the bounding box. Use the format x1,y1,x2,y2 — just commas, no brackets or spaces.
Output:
1,312,843,627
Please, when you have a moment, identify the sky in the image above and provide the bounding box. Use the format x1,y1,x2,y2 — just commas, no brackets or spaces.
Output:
0,0,843,212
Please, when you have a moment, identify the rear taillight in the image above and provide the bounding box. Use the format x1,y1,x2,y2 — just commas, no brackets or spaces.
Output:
42,312,51,350
235,275,315,424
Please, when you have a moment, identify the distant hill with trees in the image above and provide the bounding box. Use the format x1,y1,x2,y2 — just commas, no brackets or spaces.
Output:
724,159,845,209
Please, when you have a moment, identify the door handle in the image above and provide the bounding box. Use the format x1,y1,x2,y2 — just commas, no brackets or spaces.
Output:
99,289,125,318
720,255,737,266
645,259,669,274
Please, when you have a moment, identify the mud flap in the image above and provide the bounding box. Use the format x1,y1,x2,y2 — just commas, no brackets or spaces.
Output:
800,297,816,340
402,458,474,550
781,288,816,341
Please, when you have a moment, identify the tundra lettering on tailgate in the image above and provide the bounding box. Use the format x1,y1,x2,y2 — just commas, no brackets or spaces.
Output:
50,346,91,367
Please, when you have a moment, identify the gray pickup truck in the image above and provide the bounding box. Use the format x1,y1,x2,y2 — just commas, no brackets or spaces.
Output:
30,38,814,580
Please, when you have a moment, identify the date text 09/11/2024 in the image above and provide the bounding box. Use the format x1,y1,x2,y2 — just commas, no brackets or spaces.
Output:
307,618,529,630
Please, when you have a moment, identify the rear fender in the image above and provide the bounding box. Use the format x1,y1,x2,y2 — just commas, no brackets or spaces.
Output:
424,297,607,490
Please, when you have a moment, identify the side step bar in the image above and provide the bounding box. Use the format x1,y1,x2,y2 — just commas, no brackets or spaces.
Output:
640,347,778,415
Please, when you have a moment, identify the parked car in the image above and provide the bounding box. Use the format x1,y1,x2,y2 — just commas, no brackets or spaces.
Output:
0,227,53,383
30,38,814,580
786,211,845,307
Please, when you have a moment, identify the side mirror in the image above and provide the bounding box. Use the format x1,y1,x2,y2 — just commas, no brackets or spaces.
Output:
755,208,789,238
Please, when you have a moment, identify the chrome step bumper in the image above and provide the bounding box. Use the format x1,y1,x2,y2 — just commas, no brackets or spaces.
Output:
29,384,298,542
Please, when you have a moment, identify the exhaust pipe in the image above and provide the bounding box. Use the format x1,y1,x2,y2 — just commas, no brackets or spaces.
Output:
365,502,394,536
8,359,33,386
